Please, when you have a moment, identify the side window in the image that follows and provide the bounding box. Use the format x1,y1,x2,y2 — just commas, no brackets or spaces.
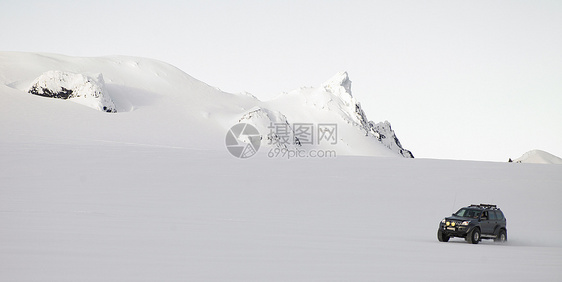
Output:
489,211,497,220
482,211,488,220
496,211,504,220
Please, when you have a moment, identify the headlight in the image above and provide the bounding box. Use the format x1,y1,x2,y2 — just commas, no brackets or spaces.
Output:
461,221,469,226
441,219,446,223
446,221,450,226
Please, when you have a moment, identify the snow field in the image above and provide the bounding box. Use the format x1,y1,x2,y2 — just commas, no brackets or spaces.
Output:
1,141,560,281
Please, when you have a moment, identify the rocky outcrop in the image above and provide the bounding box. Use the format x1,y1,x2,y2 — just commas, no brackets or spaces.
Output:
238,107,301,148
370,121,414,158
28,70,116,113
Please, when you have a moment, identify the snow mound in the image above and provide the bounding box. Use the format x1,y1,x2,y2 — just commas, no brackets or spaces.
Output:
512,150,562,164
238,107,299,148
28,70,117,113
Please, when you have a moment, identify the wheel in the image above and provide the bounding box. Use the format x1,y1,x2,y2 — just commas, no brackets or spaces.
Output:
494,229,507,242
437,230,450,242
467,228,480,244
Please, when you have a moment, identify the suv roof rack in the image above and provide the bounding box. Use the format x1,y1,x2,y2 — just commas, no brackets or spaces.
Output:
469,204,498,209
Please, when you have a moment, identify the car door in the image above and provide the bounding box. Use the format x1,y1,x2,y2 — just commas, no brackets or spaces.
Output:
489,210,499,233
480,210,495,234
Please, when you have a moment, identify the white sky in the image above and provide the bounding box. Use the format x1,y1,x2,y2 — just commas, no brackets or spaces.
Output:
2,0,561,161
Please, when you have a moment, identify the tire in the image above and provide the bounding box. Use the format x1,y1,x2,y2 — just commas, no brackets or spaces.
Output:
494,229,507,242
467,227,480,244
438,230,450,242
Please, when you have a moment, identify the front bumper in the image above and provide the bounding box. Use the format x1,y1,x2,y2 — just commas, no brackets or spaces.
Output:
439,223,473,237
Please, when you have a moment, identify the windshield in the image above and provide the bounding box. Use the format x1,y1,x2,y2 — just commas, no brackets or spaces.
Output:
454,208,481,219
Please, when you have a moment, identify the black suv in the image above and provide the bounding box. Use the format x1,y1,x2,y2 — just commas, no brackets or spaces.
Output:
437,204,507,244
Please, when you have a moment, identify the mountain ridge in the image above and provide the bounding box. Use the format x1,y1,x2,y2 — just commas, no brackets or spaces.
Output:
0,52,412,158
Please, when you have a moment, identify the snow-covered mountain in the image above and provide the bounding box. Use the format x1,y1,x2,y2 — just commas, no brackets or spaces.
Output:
512,150,562,165
0,52,411,158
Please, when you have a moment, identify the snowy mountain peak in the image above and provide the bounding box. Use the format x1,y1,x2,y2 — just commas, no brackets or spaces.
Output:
267,71,413,158
321,72,413,158
323,71,353,101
